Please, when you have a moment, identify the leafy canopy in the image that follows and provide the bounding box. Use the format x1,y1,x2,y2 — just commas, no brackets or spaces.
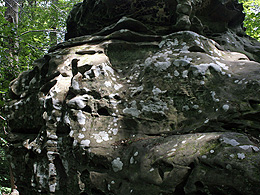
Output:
239,0,260,41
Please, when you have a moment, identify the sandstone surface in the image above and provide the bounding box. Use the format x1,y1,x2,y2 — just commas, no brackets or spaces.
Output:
5,0,260,194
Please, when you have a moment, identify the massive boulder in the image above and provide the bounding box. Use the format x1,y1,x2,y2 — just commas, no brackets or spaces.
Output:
5,0,260,194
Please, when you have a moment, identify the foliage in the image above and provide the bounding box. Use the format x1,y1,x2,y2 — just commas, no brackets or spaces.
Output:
0,0,82,123
239,0,260,41
0,136,10,194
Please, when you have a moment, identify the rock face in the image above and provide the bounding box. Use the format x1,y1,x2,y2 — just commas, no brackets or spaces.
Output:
5,0,260,194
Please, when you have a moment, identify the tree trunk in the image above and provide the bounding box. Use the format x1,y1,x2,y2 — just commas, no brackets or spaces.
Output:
50,0,58,47
5,0,19,66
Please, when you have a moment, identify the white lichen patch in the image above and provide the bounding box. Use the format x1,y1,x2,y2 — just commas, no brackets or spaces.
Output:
191,62,228,76
80,140,90,147
182,105,190,111
130,156,134,164
134,151,139,156
114,84,123,90
73,140,78,147
52,98,62,110
143,50,172,71
152,86,167,96
102,62,115,76
93,131,109,143
111,128,118,135
192,105,199,109
130,85,143,97
200,81,205,85
159,38,179,48
78,133,85,139
222,137,239,146
210,91,220,102
239,145,259,152
140,100,168,114
64,114,71,125
68,96,87,109
173,56,192,67
222,104,229,112
123,100,141,117
154,60,171,71
71,79,80,90
104,81,112,87
204,118,209,123
49,183,57,193
69,130,74,137
174,70,180,77
111,157,123,172
77,110,86,125
182,70,189,78
237,153,246,159
49,163,56,176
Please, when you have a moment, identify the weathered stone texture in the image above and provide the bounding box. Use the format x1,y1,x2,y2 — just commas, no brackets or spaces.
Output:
5,0,260,194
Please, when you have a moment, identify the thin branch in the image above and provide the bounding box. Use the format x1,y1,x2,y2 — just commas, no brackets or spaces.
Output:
20,29,61,36
3,0,19,14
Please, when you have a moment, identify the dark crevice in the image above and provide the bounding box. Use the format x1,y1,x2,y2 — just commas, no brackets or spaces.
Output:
91,188,106,195
88,162,109,172
82,105,92,113
188,45,206,53
53,155,68,192
84,69,95,79
132,90,142,97
241,112,260,122
195,181,204,189
40,55,51,79
118,181,123,189
79,192,88,195
57,124,71,134
80,169,90,188
238,57,248,60
158,167,164,180
44,71,60,83
212,185,244,195
10,128,41,134
87,91,101,99
221,122,244,132
76,50,96,55
88,155,110,172
199,160,217,170
78,64,93,75
144,133,162,137
40,80,57,94
65,90,77,100
170,123,175,131
173,162,195,195
153,161,173,181
248,99,260,110
113,95,121,100
97,107,110,116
